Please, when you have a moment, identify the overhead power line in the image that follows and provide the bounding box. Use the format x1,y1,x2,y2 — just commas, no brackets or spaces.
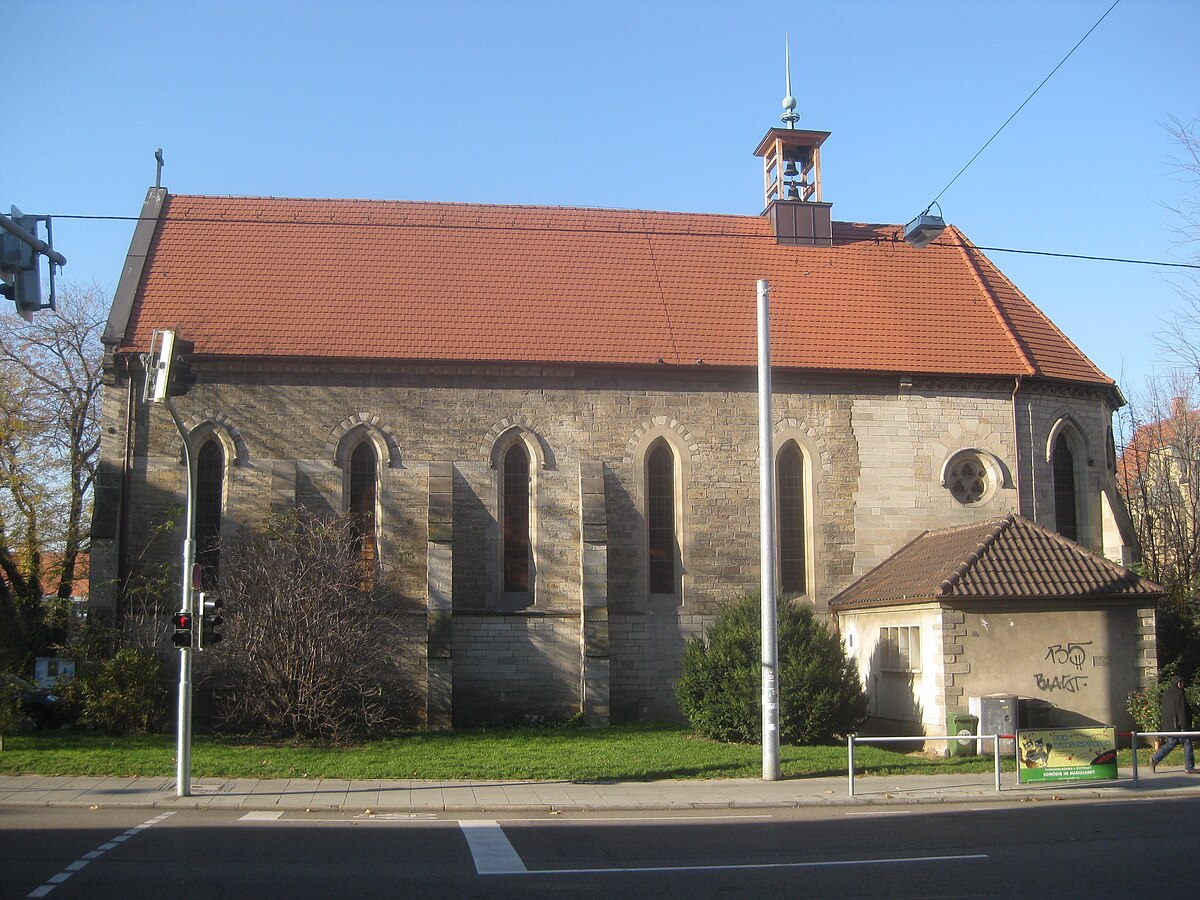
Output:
925,0,1123,211
49,211,1200,270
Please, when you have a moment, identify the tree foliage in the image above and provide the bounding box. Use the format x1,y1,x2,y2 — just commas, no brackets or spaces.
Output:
676,594,867,745
203,511,418,741
1116,118,1200,676
0,285,105,671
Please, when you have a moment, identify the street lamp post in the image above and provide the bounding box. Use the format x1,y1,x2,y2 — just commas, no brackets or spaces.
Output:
757,279,780,781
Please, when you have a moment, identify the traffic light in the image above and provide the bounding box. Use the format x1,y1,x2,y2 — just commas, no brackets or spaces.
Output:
144,330,197,402
171,611,193,649
0,209,44,319
197,593,223,650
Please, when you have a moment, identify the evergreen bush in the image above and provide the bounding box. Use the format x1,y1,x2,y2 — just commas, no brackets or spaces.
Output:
676,594,867,744
63,649,166,736
0,675,27,743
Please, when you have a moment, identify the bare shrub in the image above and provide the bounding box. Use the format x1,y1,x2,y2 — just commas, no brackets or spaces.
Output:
204,510,416,741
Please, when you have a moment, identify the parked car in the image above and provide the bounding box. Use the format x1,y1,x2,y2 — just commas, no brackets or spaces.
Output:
0,673,63,729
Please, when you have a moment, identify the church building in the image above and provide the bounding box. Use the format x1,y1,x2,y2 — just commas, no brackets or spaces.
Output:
91,111,1148,731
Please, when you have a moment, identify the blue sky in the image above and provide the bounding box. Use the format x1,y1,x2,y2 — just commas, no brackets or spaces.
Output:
8,0,1198,395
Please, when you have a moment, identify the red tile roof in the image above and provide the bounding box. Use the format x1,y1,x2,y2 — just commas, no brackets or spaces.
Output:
829,515,1161,609
0,553,89,599
1117,402,1200,489
112,195,1111,385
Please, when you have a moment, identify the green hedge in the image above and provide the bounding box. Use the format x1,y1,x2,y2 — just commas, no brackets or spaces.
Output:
676,595,867,744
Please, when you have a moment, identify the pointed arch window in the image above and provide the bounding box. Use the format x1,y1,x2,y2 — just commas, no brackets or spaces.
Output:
349,441,378,588
647,441,677,594
502,442,531,593
195,439,224,588
1052,432,1079,542
776,441,807,594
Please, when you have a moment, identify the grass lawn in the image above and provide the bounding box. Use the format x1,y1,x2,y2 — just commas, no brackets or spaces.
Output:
0,724,1056,781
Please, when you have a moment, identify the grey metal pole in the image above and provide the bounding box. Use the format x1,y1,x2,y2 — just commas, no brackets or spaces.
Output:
993,736,1001,792
167,400,196,798
848,735,856,796
757,278,780,782
0,209,67,267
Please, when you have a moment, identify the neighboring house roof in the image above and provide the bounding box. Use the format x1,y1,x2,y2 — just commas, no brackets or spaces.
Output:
829,515,1161,609
106,193,1111,387
1117,400,1200,486
0,553,89,599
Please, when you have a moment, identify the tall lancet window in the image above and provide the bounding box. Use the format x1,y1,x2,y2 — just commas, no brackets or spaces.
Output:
647,440,677,594
1052,432,1079,542
776,441,807,594
502,442,532,593
195,439,224,588
349,441,377,589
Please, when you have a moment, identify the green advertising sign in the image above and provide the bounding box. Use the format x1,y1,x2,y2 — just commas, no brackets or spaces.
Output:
1017,726,1118,783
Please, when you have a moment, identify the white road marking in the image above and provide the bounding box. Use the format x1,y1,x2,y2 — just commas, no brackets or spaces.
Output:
25,811,176,898
489,853,989,876
238,813,439,824
458,817,984,877
459,820,528,874
497,814,774,823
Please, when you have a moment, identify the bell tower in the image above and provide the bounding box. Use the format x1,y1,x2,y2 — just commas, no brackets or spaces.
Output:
754,39,833,246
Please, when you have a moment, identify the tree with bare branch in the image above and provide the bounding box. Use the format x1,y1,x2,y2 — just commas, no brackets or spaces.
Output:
1117,117,1200,677
0,284,105,670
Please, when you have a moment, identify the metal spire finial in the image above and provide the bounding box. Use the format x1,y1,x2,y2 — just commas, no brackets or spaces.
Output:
781,33,799,128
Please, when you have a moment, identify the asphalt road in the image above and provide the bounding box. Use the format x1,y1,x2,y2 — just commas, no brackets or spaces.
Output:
3,797,1196,898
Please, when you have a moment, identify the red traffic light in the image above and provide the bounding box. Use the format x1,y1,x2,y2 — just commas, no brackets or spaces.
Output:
171,611,193,649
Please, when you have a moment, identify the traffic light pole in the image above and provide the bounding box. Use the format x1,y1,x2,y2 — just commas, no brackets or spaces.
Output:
166,397,197,798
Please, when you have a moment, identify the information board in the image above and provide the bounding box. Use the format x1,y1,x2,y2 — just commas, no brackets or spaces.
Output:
1017,726,1118,783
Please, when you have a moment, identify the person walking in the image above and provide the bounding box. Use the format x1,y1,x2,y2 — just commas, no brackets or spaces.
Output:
1150,676,1196,773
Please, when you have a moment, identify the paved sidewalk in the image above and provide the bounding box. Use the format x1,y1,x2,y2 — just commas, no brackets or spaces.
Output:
3,768,1200,814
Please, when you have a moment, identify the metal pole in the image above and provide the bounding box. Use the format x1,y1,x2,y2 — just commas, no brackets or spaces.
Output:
848,735,856,796
0,210,67,266
993,735,1001,792
1131,731,1139,784
757,278,780,782
167,399,196,798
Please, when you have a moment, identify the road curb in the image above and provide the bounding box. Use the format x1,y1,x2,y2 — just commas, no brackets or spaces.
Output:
2,784,1195,814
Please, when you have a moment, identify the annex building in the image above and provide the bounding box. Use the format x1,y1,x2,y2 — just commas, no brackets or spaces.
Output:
91,119,1153,732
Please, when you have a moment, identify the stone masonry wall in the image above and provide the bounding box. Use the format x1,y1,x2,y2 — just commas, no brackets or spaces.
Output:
92,362,1124,725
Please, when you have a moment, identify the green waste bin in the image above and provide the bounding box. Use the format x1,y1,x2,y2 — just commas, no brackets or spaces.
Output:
947,712,979,757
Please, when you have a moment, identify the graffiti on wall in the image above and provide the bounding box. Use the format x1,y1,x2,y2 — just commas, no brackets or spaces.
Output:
1035,640,1094,693
1034,672,1088,693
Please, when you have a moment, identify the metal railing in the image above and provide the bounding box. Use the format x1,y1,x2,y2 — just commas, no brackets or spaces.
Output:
1129,730,1200,784
850,729,1200,794
848,733,1005,796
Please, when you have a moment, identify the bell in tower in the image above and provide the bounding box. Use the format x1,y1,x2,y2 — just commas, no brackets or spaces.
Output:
753,37,833,246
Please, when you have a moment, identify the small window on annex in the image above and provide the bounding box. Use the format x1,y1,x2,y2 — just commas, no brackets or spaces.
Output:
348,441,378,589
776,442,807,594
1052,432,1079,542
195,439,224,588
879,626,921,673
502,442,532,594
646,440,677,595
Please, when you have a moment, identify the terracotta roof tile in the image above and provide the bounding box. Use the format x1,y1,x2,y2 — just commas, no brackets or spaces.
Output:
115,195,1112,385
829,515,1161,608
